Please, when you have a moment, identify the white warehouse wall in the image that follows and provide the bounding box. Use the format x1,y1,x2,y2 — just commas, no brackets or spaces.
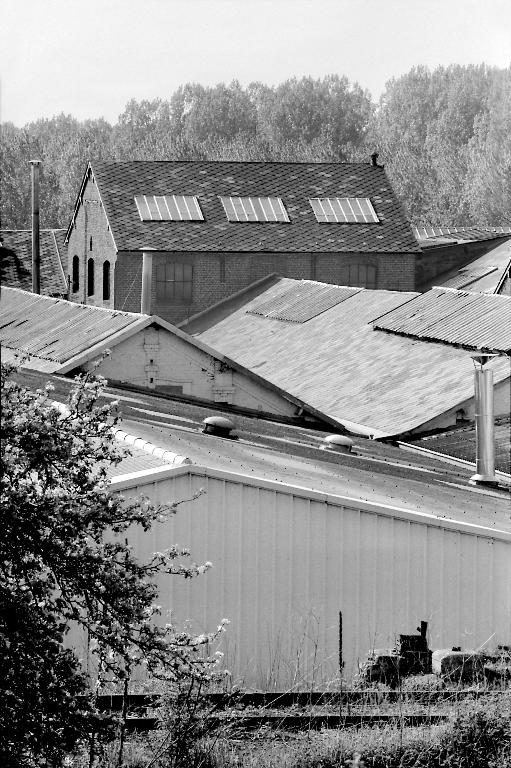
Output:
108,466,511,690
86,324,299,417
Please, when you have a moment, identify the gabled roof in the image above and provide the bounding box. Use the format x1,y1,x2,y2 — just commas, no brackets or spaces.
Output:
72,161,420,255
372,287,511,355
0,229,67,295
193,278,510,438
0,287,144,371
0,287,320,419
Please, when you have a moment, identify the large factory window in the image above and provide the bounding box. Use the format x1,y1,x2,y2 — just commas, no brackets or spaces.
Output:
156,261,193,304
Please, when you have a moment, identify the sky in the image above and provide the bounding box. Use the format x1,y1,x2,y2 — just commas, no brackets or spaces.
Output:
1,0,510,127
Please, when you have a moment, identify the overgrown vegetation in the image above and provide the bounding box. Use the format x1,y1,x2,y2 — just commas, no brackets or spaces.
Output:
70,692,511,768
0,362,225,767
2,65,510,230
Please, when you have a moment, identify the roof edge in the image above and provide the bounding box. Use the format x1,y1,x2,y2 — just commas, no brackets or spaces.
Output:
109,462,511,542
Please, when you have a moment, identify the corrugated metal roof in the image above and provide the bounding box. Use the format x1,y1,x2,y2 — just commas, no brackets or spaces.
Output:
413,225,511,242
248,281,362,322
432,238,511,295
195,278,511,437
80,161,420,254
441,265,498,290
0,288,143,368
373,288,511,355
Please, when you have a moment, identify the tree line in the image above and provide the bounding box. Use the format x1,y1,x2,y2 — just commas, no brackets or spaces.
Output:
1,64,510,232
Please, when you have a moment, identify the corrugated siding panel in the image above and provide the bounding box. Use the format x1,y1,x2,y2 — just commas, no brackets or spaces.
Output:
114,471,511,689
373,288,511,354
248,282,361,323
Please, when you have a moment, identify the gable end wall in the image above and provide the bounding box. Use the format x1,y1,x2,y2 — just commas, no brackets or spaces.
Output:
67,174,117,308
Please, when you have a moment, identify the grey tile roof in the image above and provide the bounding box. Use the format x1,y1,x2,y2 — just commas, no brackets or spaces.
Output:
194,278,511,437
87,161,420,254
0,229,67,295
52,229,68,273
373,287,511,355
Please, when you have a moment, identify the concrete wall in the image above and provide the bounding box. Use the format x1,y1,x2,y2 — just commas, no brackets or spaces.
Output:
105,465,511,690
85,324,299,416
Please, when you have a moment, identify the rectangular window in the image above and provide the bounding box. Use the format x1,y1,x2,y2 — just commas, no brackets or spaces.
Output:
220,196,290,222
309,198,379,223
156,261,193,304
135,195,204,221
340,263,377,289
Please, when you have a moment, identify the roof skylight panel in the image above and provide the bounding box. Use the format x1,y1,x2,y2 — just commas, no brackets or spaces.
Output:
310,197,379,223
220,196,290,222
134,195,204,221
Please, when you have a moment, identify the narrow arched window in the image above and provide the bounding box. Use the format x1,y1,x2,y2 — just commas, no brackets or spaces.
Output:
102,260,110,301
90,236,93,251
72,255,80,293
87,258,95,296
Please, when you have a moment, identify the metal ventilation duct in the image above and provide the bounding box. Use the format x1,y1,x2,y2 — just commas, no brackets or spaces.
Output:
202,416,237,439
470,355,498,486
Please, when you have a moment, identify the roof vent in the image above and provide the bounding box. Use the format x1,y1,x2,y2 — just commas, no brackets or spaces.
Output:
202,416,237,440
320,434,353,454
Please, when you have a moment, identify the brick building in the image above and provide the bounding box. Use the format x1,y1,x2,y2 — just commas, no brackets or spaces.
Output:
67,159,431,324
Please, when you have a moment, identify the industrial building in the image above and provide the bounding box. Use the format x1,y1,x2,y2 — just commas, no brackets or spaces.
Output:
95,380,510,689
64,158,426,325
185,278,511,438
0,287,319,420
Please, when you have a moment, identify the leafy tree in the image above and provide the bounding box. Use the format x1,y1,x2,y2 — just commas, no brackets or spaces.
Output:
463,66,511,224
254,74,372,158
0,363,218,767
369,63,504,225
2,66,509,231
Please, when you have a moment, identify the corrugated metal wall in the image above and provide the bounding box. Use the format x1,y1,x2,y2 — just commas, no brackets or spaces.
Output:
110,467,511,689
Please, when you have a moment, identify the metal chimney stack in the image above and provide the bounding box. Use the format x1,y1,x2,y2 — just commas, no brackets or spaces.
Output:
140,248,156,314
470,354,498,486
30,160,42,294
